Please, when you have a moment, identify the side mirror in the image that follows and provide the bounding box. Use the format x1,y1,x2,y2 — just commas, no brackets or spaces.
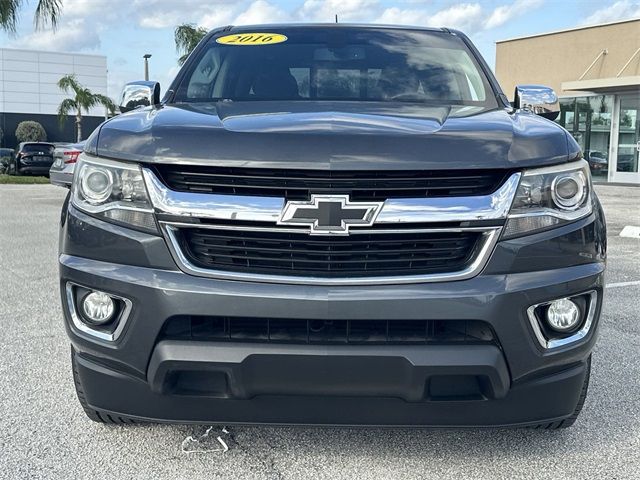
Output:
119,81,161,113
513,85,559,121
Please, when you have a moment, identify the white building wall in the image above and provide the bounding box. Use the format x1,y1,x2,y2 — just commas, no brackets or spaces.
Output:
0,48,108,117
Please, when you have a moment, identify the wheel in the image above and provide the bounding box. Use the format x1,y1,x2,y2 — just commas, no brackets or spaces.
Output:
71,347,139,424
529,356,591,430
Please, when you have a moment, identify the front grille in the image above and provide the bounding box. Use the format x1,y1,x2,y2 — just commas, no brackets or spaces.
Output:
177,227,482,278
161,316,497,345
154,165,509,201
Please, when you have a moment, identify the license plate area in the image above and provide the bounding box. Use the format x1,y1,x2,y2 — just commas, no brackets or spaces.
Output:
240,354,418,399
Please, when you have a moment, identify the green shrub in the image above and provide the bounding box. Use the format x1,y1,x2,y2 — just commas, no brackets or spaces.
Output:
15,121,47,143
0,156,9,174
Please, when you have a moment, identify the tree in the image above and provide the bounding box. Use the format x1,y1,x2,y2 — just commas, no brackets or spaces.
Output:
57,74,116,142
15,121,47,142
175,23,208,65
0,0,61,33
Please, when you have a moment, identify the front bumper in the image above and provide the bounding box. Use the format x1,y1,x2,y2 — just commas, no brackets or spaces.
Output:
49,169,73,187
59,201,606,426
73,346,589,426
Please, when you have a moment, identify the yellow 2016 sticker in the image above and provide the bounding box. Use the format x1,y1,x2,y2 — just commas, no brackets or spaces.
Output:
216,33,288,46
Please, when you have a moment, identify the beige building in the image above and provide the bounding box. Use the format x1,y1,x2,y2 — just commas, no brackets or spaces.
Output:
495,18,640,184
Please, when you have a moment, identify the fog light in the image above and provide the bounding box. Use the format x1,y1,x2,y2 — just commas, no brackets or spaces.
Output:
546,298,580,332
82,291,115,325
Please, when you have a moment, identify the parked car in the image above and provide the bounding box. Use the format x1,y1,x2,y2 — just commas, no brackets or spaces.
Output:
0,147,14,158
8,142,55,176
616,153,637,172
60,25,606,429
586,150,608,173
50,142,85,188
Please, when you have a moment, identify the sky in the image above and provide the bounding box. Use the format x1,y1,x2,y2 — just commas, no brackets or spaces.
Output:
1,0,639,101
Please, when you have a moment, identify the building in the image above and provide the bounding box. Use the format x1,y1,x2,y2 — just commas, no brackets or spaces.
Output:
495,18,640,184
0,48,108,148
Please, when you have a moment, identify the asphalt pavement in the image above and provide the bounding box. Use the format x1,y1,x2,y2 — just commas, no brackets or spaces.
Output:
0,183,638,480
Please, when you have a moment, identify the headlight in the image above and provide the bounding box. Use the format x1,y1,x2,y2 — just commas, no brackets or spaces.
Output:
504,160,592,239
72,154,157,233
80,165,113,204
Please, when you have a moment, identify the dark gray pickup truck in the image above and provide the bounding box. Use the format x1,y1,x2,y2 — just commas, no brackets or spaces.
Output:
59,24,606,428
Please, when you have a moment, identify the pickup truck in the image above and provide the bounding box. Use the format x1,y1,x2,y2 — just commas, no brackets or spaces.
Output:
59,24,606,428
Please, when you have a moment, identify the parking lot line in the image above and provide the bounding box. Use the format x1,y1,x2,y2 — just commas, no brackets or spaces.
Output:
606,280,640,289
620,226,640,238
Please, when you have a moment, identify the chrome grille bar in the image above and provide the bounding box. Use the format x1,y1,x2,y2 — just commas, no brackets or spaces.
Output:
144,168,520,224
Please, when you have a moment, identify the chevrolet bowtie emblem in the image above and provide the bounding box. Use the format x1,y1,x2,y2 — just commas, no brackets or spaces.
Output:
277,195,384,235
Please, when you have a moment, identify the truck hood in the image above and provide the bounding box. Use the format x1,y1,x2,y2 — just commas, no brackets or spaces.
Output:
94,101,575,171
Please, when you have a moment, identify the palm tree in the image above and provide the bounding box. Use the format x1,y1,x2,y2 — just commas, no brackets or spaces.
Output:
175,23,208,65
0,0,62,32
57,74,116,142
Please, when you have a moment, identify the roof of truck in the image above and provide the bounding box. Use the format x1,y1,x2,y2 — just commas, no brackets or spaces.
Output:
223,23,451,33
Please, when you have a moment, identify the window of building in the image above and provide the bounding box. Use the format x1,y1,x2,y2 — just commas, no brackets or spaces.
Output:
557,95,613,181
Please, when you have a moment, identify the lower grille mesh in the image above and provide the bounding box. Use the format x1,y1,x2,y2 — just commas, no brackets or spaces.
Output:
161,317,497,345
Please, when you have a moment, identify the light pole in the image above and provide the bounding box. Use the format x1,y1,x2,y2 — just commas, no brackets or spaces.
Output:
143,54,152,81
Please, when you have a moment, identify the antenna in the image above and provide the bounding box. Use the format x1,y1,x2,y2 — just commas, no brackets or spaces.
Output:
335,14,338,23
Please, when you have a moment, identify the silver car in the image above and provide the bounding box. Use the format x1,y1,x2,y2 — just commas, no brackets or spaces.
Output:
49,142,85,188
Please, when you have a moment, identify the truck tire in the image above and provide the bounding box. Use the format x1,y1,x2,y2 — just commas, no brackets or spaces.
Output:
71,347,139,425
529,355,591,430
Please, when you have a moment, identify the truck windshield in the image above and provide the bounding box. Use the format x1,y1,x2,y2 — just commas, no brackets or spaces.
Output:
173,27,497,107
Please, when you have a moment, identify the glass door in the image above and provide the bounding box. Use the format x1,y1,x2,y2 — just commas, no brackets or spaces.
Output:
557,95,613,182
611,93,640,184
